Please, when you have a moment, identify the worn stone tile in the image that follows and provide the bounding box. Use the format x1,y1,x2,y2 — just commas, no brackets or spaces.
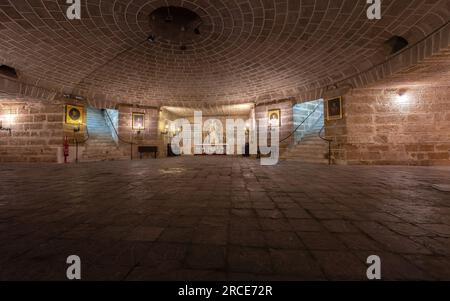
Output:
229,230,266,247
169,216,200,228
308,210,341,220
192,227,227,246
282,208,312,219
288,219,324,232
158,227,194,243
322,220,360,233
264,231,304,249
140,243,187,268
199,216,229,228
312,251,367,280
269,249,324,279
186,245,226,270
420,224,450,237
231,209,255,218
410,237,450,256
404,255,450,280
354,252,435,281
95,241,150,267
125,226,164,242
60,223,99,239
354,221,397,236
227,247,272,274
382,222,431,237
255,209,283,219
230,217,260,230
369,234,433,255
297,231,347,251
259,218,293,231
91,225,135,241
0,157,449,280
337,233,383,251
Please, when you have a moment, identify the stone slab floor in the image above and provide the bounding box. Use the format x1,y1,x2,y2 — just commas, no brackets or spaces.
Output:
0,157,450,281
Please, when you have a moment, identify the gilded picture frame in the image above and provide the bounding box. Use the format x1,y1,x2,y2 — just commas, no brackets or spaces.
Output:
326,97,343,121
268,109,281,127
65,104,84,125
132,113,145,130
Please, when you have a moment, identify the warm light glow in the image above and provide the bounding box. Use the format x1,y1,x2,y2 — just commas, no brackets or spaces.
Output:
396,93,410,105
229,103,253,111
269,118,279,127
1,113,15,126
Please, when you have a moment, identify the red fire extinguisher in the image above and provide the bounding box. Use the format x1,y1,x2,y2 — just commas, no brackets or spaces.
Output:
63,136,69,163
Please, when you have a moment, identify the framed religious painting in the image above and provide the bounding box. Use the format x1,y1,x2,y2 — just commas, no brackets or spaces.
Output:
268,109,281,127
132,113,145,130
326,97,343,121
65,104,84,125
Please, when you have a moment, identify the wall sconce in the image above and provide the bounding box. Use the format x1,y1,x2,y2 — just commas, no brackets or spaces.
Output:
396,88,410,105
0,112,15,135
161,123,170,135
0,120,12,135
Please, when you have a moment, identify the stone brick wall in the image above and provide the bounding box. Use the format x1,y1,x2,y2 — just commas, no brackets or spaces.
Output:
117,105,161,159
255,100,294,153
326,87,450,165
0,99,63,163
62,100,88,145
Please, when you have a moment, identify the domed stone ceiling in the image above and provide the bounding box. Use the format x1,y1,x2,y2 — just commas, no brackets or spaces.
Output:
0,0,449,107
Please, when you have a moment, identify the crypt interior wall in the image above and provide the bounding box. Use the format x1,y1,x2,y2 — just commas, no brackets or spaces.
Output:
117,105,162,159
0,99,63,163
326,86,450,166
255,99,294,155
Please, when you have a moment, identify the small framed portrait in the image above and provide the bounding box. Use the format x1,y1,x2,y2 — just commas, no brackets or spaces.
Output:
65,104,84,125
132,113,145,130
268,109,281,127
326,97,343,121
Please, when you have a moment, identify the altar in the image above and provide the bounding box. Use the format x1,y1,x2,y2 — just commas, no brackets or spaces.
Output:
194,144,227,155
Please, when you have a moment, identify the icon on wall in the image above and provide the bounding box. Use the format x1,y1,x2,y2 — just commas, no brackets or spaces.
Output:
326,97,343,121
268,109,281,127
132,113,145,130
65,105,84,125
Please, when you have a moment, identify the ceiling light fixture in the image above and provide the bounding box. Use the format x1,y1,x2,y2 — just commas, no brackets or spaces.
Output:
147,34,156,43
148,6,203,51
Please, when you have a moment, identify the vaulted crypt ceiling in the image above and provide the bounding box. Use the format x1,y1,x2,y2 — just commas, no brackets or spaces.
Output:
0,0,449,107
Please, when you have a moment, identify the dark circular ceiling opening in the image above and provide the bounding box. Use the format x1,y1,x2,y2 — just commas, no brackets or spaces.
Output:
149,6,203,50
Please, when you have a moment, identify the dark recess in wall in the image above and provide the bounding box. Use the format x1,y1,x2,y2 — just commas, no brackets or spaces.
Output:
0,65,18,79
383,36,409,55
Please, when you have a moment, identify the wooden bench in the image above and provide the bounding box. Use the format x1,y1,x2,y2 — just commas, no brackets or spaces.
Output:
138,146,158,159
